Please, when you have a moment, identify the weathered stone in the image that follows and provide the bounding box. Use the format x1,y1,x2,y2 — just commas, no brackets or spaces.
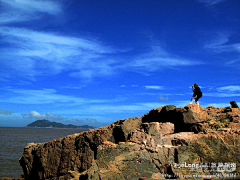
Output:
142,104,208,133
230,101,239,108
110,117,142,144
141,122,174,136
19,104,240,179
183,104,208,124
174,131,240,177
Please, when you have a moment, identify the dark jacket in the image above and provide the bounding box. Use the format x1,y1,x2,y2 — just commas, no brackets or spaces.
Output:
193,86,202,101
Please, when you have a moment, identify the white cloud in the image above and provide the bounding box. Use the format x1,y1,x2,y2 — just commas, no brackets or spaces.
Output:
203,85,240,97
22,110,78,122
157,95,169,102
67,119,83,124
119,32,204,73
21,110,99,125
1,0,61,14
0,26,119,80
205,103,231,108
22,111,47,119
85,102,166,114
0,88,122,105
172,100,191,108
217,85,240,92
0,0,122,81
204,33,240,53
204,93,240,97
0,26,112,51
204,33,229,48
4,88,84,104
61,85,86,89
128,57,200,72
145,85,164,90
122,45,203,74
0,110,14,115
0,26,113,54
210,43,240,53
0,27,204,81
86,118,98,124
46,112,64,120
197,0,227,6
225,59,240,69
0,0,62,24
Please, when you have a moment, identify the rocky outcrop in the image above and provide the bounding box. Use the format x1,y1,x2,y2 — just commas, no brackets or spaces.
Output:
230,101,239,108
142,104,208,133
19,104,240,179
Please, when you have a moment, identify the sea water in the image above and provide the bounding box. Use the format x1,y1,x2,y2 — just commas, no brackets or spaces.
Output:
0,127,86,178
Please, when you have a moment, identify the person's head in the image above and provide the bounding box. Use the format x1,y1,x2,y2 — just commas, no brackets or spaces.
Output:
194,83,198,87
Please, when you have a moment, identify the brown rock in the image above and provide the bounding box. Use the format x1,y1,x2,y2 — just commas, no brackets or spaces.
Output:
230,101,239,108
141,122,174,136
19,104,240,180
142,104,208,133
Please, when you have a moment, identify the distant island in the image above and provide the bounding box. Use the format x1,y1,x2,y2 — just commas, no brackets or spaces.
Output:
26,119,95,129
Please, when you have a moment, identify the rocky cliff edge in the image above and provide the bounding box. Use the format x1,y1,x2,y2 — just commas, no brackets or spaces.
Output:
19,104,240,180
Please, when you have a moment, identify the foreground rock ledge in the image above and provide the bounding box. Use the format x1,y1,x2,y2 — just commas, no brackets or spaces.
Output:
19,104,240,180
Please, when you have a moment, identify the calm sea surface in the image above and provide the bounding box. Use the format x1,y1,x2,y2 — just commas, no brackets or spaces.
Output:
0,127,87,178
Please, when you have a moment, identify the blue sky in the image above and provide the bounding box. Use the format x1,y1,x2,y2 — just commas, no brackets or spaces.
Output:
0,0,240,127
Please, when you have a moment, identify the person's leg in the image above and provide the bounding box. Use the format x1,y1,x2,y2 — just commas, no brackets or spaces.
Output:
195,96,200,105
190,96,197,104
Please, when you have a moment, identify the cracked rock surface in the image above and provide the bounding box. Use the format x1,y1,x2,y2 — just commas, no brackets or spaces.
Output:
19,104,240,179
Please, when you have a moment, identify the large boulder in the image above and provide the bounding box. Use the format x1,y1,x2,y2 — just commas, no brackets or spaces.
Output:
230,101,239,108
142,104,208,132
19,117,142,180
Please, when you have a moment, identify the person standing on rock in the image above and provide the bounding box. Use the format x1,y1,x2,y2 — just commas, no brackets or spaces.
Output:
190,83,202,105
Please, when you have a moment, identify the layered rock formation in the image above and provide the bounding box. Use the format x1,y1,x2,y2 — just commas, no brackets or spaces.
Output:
19,104,240,180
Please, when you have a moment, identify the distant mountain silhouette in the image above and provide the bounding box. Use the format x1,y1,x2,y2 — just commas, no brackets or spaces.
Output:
26,119,95,129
